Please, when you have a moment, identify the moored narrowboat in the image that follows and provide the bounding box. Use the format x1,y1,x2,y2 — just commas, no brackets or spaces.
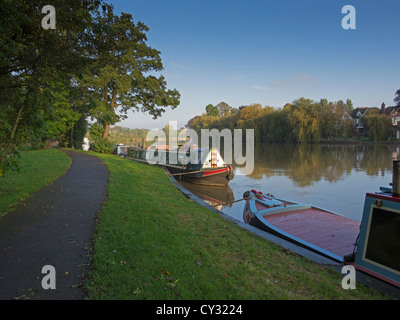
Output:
242,160,400,288
243,190,360,262
127,146,234,187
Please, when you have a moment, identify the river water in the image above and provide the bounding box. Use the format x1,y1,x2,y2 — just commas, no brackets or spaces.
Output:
178,143,400,223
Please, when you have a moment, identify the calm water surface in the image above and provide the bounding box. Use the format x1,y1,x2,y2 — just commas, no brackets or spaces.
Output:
178,143,399,223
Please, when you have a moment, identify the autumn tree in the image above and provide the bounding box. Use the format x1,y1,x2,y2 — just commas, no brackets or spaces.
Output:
236,104,273,129
287,98,321,143
364,113,392,142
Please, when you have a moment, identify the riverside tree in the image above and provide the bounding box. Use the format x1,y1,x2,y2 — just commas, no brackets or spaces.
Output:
0,0,105,175
363,109,392,142
83,8,180,139
395,89,400,107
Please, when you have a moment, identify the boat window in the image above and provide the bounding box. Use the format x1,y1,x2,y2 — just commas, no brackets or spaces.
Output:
364,207,400,273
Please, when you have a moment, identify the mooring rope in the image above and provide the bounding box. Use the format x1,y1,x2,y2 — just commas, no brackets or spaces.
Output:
201,194,255,208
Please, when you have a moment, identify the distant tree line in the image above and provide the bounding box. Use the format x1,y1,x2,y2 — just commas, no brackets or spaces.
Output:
188,97,395,144
108,126,149,146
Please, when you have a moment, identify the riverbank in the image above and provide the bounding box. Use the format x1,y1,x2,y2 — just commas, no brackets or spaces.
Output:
0,149,393,299
318,138,400,145
83,151,391,300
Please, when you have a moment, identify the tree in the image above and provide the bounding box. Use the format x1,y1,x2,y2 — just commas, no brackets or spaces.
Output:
287,98,321,143
364,114,392,142
83,9,180,139
345,99,354,112
394,89,400,107
216,102,237,116
205,104,219,116
0,0,104,175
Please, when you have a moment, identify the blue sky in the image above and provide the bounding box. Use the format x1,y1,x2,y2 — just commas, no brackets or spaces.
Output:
111,0,400,129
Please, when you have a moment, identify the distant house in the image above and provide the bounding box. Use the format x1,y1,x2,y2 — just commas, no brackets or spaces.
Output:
350,107,370,136
381,102,400,139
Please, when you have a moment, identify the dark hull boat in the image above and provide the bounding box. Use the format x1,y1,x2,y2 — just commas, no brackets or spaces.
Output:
243,190,360,262
166,164,233,187
127,146,234,187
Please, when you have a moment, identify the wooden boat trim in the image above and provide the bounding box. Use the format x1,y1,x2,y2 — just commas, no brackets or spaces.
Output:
256,203,312,216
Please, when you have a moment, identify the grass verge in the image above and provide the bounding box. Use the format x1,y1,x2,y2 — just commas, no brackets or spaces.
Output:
84,152,391,300
0,149,71,216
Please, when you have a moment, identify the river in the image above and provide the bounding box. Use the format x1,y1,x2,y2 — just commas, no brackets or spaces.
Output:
178,143,400,223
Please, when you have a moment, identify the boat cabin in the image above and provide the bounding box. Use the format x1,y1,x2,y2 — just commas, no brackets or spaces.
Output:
129,146,227,169
126,146,234,187
354,188,400,287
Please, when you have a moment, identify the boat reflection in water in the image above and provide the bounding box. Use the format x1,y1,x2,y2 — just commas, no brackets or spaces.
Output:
178,181,235,211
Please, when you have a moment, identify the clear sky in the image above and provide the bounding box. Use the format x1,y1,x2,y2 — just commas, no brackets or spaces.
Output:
110,0,400,130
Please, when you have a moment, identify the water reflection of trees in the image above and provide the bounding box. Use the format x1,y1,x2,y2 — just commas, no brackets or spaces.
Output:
244,143,394,187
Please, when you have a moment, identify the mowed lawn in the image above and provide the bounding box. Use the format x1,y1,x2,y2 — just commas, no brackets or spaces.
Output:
0,149,392,299
0,149,71,216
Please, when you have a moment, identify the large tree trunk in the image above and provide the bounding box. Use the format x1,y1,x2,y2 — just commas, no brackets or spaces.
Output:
103,123,111,139
102,88,118,139
4,89,33,155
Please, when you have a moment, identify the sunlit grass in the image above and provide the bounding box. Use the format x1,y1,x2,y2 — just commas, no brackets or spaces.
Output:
0,149,71,216
85,152,391,300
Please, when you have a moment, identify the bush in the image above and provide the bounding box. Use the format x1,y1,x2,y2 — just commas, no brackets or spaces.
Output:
90,138,114,154
0,146,20,177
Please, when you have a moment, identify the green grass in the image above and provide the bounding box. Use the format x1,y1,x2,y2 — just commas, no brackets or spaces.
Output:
84,152,391,300
0,149,71,216
0,149,391,299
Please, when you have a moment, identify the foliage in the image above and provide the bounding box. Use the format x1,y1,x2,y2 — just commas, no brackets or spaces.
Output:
83,8,180,138
108,126,149,146
0,149,71,214
70,115,89,149
364,114,392,142
205,104,219,116
0,145,20,177
186,97,394,143
254,108,292,143
0,0,104,174
0,1,179,174
89,123,114,154
394,89,400,107
287,98,321,143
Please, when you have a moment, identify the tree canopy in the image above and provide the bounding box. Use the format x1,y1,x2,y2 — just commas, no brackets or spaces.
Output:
0,1,180,175
83,9,180,138
186,97,388,144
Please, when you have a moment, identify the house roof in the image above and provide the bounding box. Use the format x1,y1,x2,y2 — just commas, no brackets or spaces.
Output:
383,105,400,116
350,107,369,119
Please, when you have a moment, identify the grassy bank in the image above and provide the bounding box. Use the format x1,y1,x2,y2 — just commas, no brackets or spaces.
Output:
84,152,390,300
0,149,71,216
